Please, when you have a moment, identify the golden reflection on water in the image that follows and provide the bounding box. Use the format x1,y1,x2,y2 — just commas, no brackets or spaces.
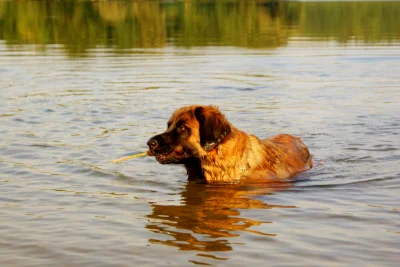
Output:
146,182,294,252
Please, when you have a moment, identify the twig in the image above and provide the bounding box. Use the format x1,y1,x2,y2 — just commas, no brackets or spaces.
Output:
111,152,147,163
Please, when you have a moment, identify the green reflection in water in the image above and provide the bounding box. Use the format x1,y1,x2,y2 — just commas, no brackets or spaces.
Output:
0,0,399,56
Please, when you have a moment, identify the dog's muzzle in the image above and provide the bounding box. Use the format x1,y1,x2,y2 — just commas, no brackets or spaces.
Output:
146,135,172,156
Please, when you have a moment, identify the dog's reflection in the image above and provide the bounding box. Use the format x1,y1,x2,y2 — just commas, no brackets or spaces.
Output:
146,182,295,251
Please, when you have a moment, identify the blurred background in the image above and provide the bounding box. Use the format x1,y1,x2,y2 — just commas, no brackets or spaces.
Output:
1,0,399,54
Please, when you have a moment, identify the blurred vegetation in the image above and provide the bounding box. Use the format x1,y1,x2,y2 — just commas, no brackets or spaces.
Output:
0,0,399,56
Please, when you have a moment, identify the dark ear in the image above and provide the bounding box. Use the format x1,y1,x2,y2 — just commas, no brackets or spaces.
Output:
194,106,231,151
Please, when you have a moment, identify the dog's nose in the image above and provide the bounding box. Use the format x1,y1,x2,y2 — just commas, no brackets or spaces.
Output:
147,138,158,149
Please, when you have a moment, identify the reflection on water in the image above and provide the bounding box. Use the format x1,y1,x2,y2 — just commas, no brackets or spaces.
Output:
0,0,399,55
147,182,293,252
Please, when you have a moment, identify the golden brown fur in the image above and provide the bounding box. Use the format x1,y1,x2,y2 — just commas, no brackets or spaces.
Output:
147,105,312,184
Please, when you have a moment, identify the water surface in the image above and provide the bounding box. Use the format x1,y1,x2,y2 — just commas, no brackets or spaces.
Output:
0,1,399,266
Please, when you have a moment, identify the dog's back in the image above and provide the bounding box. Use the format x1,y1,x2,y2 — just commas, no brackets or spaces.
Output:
261,134,312,178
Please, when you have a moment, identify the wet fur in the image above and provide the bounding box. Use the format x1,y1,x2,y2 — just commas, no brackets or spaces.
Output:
147,105,312,184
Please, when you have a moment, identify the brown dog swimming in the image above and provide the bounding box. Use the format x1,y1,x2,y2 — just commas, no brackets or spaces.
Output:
147,105,312,183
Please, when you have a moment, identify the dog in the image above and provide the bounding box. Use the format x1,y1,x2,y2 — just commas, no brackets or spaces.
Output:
147,105,312,183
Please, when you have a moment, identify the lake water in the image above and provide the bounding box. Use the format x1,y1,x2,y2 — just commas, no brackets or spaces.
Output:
1,1,399,266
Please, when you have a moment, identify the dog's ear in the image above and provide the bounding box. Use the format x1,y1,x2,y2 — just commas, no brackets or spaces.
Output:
194,106,231,151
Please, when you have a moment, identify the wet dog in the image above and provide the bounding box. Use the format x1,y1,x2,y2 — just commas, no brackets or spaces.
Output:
147,105,312,183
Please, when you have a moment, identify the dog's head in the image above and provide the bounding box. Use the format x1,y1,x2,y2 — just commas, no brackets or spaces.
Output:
147,105,231,164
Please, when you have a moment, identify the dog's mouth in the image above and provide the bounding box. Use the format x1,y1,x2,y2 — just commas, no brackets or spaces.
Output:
148,147,187,164
155,152,175,164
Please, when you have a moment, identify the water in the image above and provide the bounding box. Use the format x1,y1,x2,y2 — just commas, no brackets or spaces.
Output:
1,1,400,266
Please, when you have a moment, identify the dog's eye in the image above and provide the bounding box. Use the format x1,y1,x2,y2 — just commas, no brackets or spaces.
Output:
177,126,186,133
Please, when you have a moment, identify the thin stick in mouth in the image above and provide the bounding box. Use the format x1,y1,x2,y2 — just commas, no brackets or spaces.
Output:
111,152,147,163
